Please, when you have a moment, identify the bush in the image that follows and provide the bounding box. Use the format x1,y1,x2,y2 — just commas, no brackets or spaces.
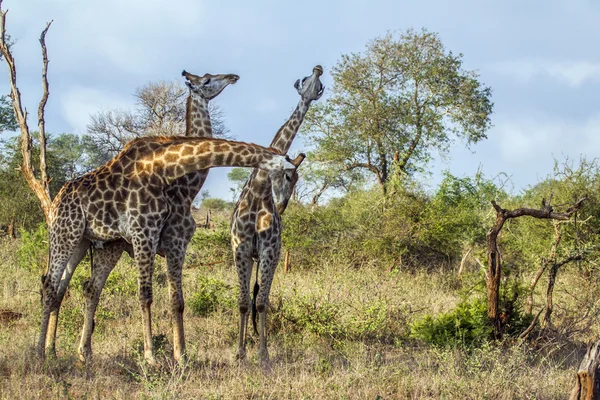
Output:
187,225,233,267
104,267,138,296
201,198,231,212
278,292,344,337
16,223,48,272
409,297,492,348
188,275,235,317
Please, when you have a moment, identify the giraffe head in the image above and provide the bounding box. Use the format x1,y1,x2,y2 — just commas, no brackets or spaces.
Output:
181,70,240,100
294,65,325,102
272,153,306,215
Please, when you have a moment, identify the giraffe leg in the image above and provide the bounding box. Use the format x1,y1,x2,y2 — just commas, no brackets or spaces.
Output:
45,238,91,357
233,241,253,361
164,241,186,363
256,247,280,365
37,219,86,360
78,241,129,362
132,236,159,366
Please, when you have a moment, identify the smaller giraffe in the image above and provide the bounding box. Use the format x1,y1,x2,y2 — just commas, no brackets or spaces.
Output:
231,66,324,363
37,135,302,364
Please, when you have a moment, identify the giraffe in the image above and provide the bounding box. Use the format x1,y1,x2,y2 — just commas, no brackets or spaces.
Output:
37,134,303,365
230,65,324,363
75,71,238,363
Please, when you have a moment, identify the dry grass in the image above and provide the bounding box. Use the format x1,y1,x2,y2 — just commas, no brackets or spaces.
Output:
0,238,586,399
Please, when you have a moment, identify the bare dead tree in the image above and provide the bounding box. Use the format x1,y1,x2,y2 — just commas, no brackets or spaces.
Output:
86,81,230,161
135,80,186,136
486,196,586,339
570,340,600,400
0,3,53,221
525,221,562,315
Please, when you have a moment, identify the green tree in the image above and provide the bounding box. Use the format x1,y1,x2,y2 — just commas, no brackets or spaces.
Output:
227,167,251,200
201,198,230,212
0,94,16,132
0,133,97,235
303,28,493,195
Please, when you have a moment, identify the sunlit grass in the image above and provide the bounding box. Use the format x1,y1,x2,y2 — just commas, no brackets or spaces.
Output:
0,238,584,399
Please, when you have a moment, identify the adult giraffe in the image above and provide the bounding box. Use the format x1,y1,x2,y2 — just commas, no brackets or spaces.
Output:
38,133,303,366
74,71,239,363
230,66,324,363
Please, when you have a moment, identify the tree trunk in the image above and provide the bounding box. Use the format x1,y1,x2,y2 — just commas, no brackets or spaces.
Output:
486,208,506,340
7,217,15,240
543,262,559,328
486,198,585,341
571,340,600,400
526,223,561,315
0,10,54,222
283,250,290,274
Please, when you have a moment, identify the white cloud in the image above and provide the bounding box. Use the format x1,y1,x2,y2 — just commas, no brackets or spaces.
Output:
254,97,279,114
437,114,600,191
492,115,600,162
8,0,207,77
60,85,134,133
494,60,600,87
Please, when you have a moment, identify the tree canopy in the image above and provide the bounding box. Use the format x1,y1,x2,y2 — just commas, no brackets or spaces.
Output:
86,80,229,163
303,28,493,195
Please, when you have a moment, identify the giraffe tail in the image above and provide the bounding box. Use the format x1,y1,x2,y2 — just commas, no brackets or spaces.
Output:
251,266,259,335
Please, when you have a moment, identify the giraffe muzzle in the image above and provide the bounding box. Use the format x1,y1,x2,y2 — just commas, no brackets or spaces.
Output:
294,65,325,100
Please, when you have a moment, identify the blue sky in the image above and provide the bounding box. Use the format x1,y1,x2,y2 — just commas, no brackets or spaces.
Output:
4,0,600,199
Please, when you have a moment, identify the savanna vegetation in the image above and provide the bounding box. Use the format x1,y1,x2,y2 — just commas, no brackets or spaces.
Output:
0,16,596,400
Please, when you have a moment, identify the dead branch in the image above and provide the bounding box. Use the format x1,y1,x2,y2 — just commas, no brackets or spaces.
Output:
543,253,584,328
519,307,544,340
487,196,586,339
491,196,587,221
0,3,53,221
526,222,561,315
570,340,600,400
37,20,53,200
457,245,473,278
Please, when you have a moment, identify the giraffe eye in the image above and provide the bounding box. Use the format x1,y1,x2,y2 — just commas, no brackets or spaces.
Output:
204,78,211,86
285,174,292,182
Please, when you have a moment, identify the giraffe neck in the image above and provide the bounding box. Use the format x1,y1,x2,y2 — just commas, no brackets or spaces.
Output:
238,97,313,210
185,92,212,138
269,97,312,154
130,137,286,184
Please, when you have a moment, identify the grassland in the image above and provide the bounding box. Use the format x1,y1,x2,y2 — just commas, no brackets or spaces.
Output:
0,235,591,399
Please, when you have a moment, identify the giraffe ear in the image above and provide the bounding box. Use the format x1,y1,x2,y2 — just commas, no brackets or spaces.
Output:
294,79,301,91
316,85,325,100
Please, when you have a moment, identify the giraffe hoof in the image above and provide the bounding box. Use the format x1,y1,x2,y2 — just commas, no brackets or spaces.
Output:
175,352,188,367
78,346,92,363
45,346,57,360
258,349,270,366
145,355,159,367
258,356,272,371
35,346,46,361
235,351,247,363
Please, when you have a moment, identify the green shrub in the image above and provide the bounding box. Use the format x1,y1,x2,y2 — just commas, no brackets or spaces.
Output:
201,198,231,212
104,268,138,296
187,225,233,267
16,223,48,271
188,275,234,317
409,297,492,348
59,305,84,341
273,291,344,337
